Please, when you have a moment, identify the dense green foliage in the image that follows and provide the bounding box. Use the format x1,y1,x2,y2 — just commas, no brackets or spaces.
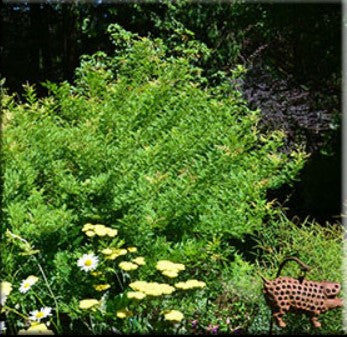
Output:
2,1,341,225
1,24,342,335
2,25,305,254
2,1,341,226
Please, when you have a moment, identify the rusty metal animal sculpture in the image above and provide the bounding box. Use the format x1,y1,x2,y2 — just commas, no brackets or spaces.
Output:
262,257,343,330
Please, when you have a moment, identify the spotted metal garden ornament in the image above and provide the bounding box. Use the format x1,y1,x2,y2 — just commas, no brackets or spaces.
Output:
262,256,343,332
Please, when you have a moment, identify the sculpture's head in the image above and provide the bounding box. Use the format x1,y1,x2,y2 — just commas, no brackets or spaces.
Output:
320,281,343,310
321,281,341,298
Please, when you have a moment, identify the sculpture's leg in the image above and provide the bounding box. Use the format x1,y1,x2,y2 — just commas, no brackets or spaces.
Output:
273,310,286,328
310,313,321,328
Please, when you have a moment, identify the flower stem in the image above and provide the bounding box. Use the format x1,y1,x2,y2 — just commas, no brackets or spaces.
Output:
3,306,28,320
34,257,62,333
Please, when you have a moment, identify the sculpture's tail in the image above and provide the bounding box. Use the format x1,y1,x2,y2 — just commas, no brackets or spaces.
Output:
261,275,270,283
276,256,311,278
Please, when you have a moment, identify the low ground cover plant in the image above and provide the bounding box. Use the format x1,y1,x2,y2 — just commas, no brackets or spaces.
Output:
1,24,342,334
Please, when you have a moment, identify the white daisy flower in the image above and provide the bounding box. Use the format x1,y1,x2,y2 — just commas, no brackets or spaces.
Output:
29,307,52,322
77,253,99,272
19,275,39,294
0,321,6,333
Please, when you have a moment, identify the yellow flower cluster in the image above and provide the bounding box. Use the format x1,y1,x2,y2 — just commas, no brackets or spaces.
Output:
174,279,206,290
79,299,100,310
93,284,111,291
91,271,103,277
102,248,127,260
132,257,145,265
18,323,54,335
127,247,137,253
129,281,175,296
118,261,138,271
82,223,118,238
163,310,184,322
116,309,132,319
0,281,12,306
127,291,146,300
156,260,185,278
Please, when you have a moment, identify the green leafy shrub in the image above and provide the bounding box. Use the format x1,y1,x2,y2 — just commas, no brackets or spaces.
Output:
2,23,306,255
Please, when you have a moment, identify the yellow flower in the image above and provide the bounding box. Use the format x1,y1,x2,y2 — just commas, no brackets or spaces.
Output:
79,299,100,310
0,281,12,306
101,248,113,255
82,223,95,232
143,287,163,296
1,281,12,297
18,323,54,335
128,281,175,296
85,230,96,237
132,257,146,265
163,310,184,322
116,309,132,319
106,228,118,237
161,270,178,278
27,275,39,284
91,271,102,277
105,249,127,260
127,247,137,253
156,260,185,279
94,224,107,236
156,260,185,272
158,284,175,295
119,261,138,271
173,263,185,271
174,279,206,290
174,282,189,290
186,279,206,288
129,281,148,291
127,291,146,300
93,284,111,291
156,260,174,271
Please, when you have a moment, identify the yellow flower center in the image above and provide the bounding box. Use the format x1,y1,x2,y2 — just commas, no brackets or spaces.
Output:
85,259,93,266
36,312,44,318
24,282,30,288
